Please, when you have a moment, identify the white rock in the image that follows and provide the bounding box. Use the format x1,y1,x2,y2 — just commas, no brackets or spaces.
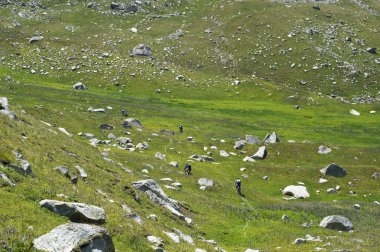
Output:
353,204,360,210
162,231,180,243
282,185,310,198
243,156,256,162
130,27,137,33
319,178,328,183
58,127,73,137
219,150,230,157
350,109,360,116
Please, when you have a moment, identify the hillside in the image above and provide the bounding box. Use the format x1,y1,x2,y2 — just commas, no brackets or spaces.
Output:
0,0,379,251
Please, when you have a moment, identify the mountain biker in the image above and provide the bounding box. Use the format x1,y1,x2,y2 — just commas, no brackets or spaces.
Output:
235,178,241,195
184,163,191,175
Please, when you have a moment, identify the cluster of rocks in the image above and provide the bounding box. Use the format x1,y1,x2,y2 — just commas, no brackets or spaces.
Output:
33,200,113,251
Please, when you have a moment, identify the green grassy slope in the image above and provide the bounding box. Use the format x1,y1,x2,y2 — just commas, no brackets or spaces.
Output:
0,0,379,251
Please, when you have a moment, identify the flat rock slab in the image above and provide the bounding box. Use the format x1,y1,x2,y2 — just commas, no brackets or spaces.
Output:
122,118,143,128
132,179,180,212
33,223,114,252
40,200,106,224
282,185,310,198
320,215,353,231
320,163,347,177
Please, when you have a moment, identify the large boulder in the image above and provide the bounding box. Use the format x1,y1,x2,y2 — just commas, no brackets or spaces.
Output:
33,223,114,251
282,185,310,198
39,200,106,224
122,118,143,128
263,132,280,144
320,163,347,177
251,146,267,160
132,179,184,219
131,44,152,57
319,215,353,231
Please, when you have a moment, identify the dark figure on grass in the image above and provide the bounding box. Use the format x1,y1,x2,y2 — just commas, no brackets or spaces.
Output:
184,163,192,175
178,125,183,133
235,177,242,196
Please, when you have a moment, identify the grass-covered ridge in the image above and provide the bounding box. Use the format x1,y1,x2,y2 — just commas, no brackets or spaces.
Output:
0,0,380,251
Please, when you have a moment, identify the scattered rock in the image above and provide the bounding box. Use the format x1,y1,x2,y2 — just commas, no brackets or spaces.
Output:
0,97,17,119
243,156,256,162
162,231,180,243
326,188,336,193
318,145,331,154
39,200,106,224
132,179,185,221
99,124,114,130
169,161,179,168
282,185,310,198
320,163,347,177
219,150,230,157
246,135,260,144
198,178,214,187
353,204,361,210
122,118,143,128
33,223,114,251
73,82,87,90
234,140,246,150
55,166,70,177
263,132,280,144
58,127,73,137
125,213,144,225
319,215,353,231
0,172,16,186
294,238,306,244
155,152,165,160
366,47,376,54
29,35,43,43
350,109,360,116
371,172,378,179
131,44,152,57
251,146,267,160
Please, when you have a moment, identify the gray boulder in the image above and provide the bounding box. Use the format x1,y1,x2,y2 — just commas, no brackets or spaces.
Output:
251,146,267,160
320,163,347,177
40,200,106,224
33,223,114,251
122,118,143,128
132,179,183,218
319,215,353,231
246,135,260,144
198,178,214,187
72,82,87,90
8,159,32,176
131,44,152,57
263,132,280,144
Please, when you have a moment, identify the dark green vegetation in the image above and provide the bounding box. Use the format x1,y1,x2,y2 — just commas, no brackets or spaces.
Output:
0,0,379,251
